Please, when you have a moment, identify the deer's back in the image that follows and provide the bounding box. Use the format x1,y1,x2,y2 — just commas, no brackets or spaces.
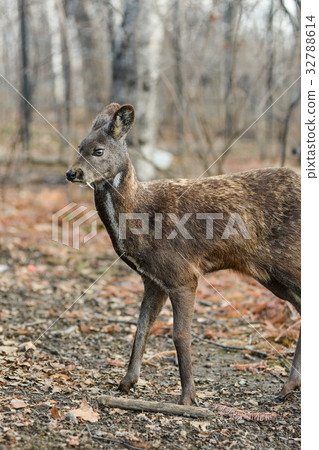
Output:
130,167,300,290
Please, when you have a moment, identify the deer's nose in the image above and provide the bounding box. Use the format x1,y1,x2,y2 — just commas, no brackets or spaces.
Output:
66,170,77,181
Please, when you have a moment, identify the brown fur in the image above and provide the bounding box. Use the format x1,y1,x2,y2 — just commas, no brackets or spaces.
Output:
67,104,301,405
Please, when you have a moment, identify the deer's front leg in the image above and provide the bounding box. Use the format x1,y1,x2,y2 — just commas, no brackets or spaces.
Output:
119,278,167,393
170,285,197,406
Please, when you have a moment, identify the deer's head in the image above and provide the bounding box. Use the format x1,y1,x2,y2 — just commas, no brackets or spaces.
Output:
66,103,135,186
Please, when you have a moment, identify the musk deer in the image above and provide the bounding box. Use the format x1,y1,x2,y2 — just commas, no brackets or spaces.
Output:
66,103,301,406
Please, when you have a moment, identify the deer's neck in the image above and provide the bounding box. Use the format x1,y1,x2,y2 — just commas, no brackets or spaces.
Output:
93,156,139,253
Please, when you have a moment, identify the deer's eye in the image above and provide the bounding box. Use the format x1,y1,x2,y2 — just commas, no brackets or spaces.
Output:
94,149,104,156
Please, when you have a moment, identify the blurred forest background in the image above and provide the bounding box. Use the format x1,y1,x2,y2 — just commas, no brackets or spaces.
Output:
0,0,301,184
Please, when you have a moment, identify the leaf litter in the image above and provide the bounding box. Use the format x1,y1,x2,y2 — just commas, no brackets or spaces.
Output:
0,185,300,449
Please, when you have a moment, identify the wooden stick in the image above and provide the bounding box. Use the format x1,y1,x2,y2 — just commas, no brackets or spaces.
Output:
105,318,137,325
103,323,268,357
192,333,268,358
98,395,276,422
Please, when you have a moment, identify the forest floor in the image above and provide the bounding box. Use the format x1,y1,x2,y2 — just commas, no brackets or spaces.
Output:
0,176,300,449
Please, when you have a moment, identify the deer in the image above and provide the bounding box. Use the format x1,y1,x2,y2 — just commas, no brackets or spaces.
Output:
66,103,301,406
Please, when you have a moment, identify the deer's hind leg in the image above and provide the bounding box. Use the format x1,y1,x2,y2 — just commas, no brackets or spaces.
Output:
277,287,301,399
277,327,301,399
261,278,301,399
169,283,197,406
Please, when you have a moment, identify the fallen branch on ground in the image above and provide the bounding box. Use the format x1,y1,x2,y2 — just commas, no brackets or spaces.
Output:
105,318,137,325
98,396,276,422
192,333,268,358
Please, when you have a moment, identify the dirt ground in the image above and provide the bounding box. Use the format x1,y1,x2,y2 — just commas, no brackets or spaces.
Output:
0,176,300,449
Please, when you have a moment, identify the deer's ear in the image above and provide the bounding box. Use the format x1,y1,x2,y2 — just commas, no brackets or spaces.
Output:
106,104,135,140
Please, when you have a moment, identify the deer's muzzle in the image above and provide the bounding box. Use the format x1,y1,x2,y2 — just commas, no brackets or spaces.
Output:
66,170,77,181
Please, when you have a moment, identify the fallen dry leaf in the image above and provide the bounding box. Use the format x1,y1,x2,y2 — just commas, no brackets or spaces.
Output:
70,398,100,423
190,421,210,431
11,399,28,409
101,324,120,333
0,346,18,355
51,403,61,420
52,385,62,394
143,350,176,365
68,436,80,447
18,341,36,352
106,358,124,367
149,322,172,336
233,361,267,373
79,323,91,334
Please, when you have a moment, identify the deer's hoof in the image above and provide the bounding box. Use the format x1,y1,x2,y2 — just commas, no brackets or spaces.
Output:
118,376,137,393
178,397,193,406
178,391,197,406
276,378,301,401
276,388,288,401
276,388,293,401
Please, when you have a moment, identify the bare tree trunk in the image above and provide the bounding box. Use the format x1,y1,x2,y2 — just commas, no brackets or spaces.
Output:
18,0,32,160
46,0,71,163
111,0,139,107
263,0,274,160
57,0,72,161
73,0,101,111
110,0,165,180
173,0,184,153
279,0,301,166
135,0,166,180
64,2,84,111
280,92,300,167
46,0,64,108
224,0,235,141
109,0,139,155
216,0,239,174
279,0,300,32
